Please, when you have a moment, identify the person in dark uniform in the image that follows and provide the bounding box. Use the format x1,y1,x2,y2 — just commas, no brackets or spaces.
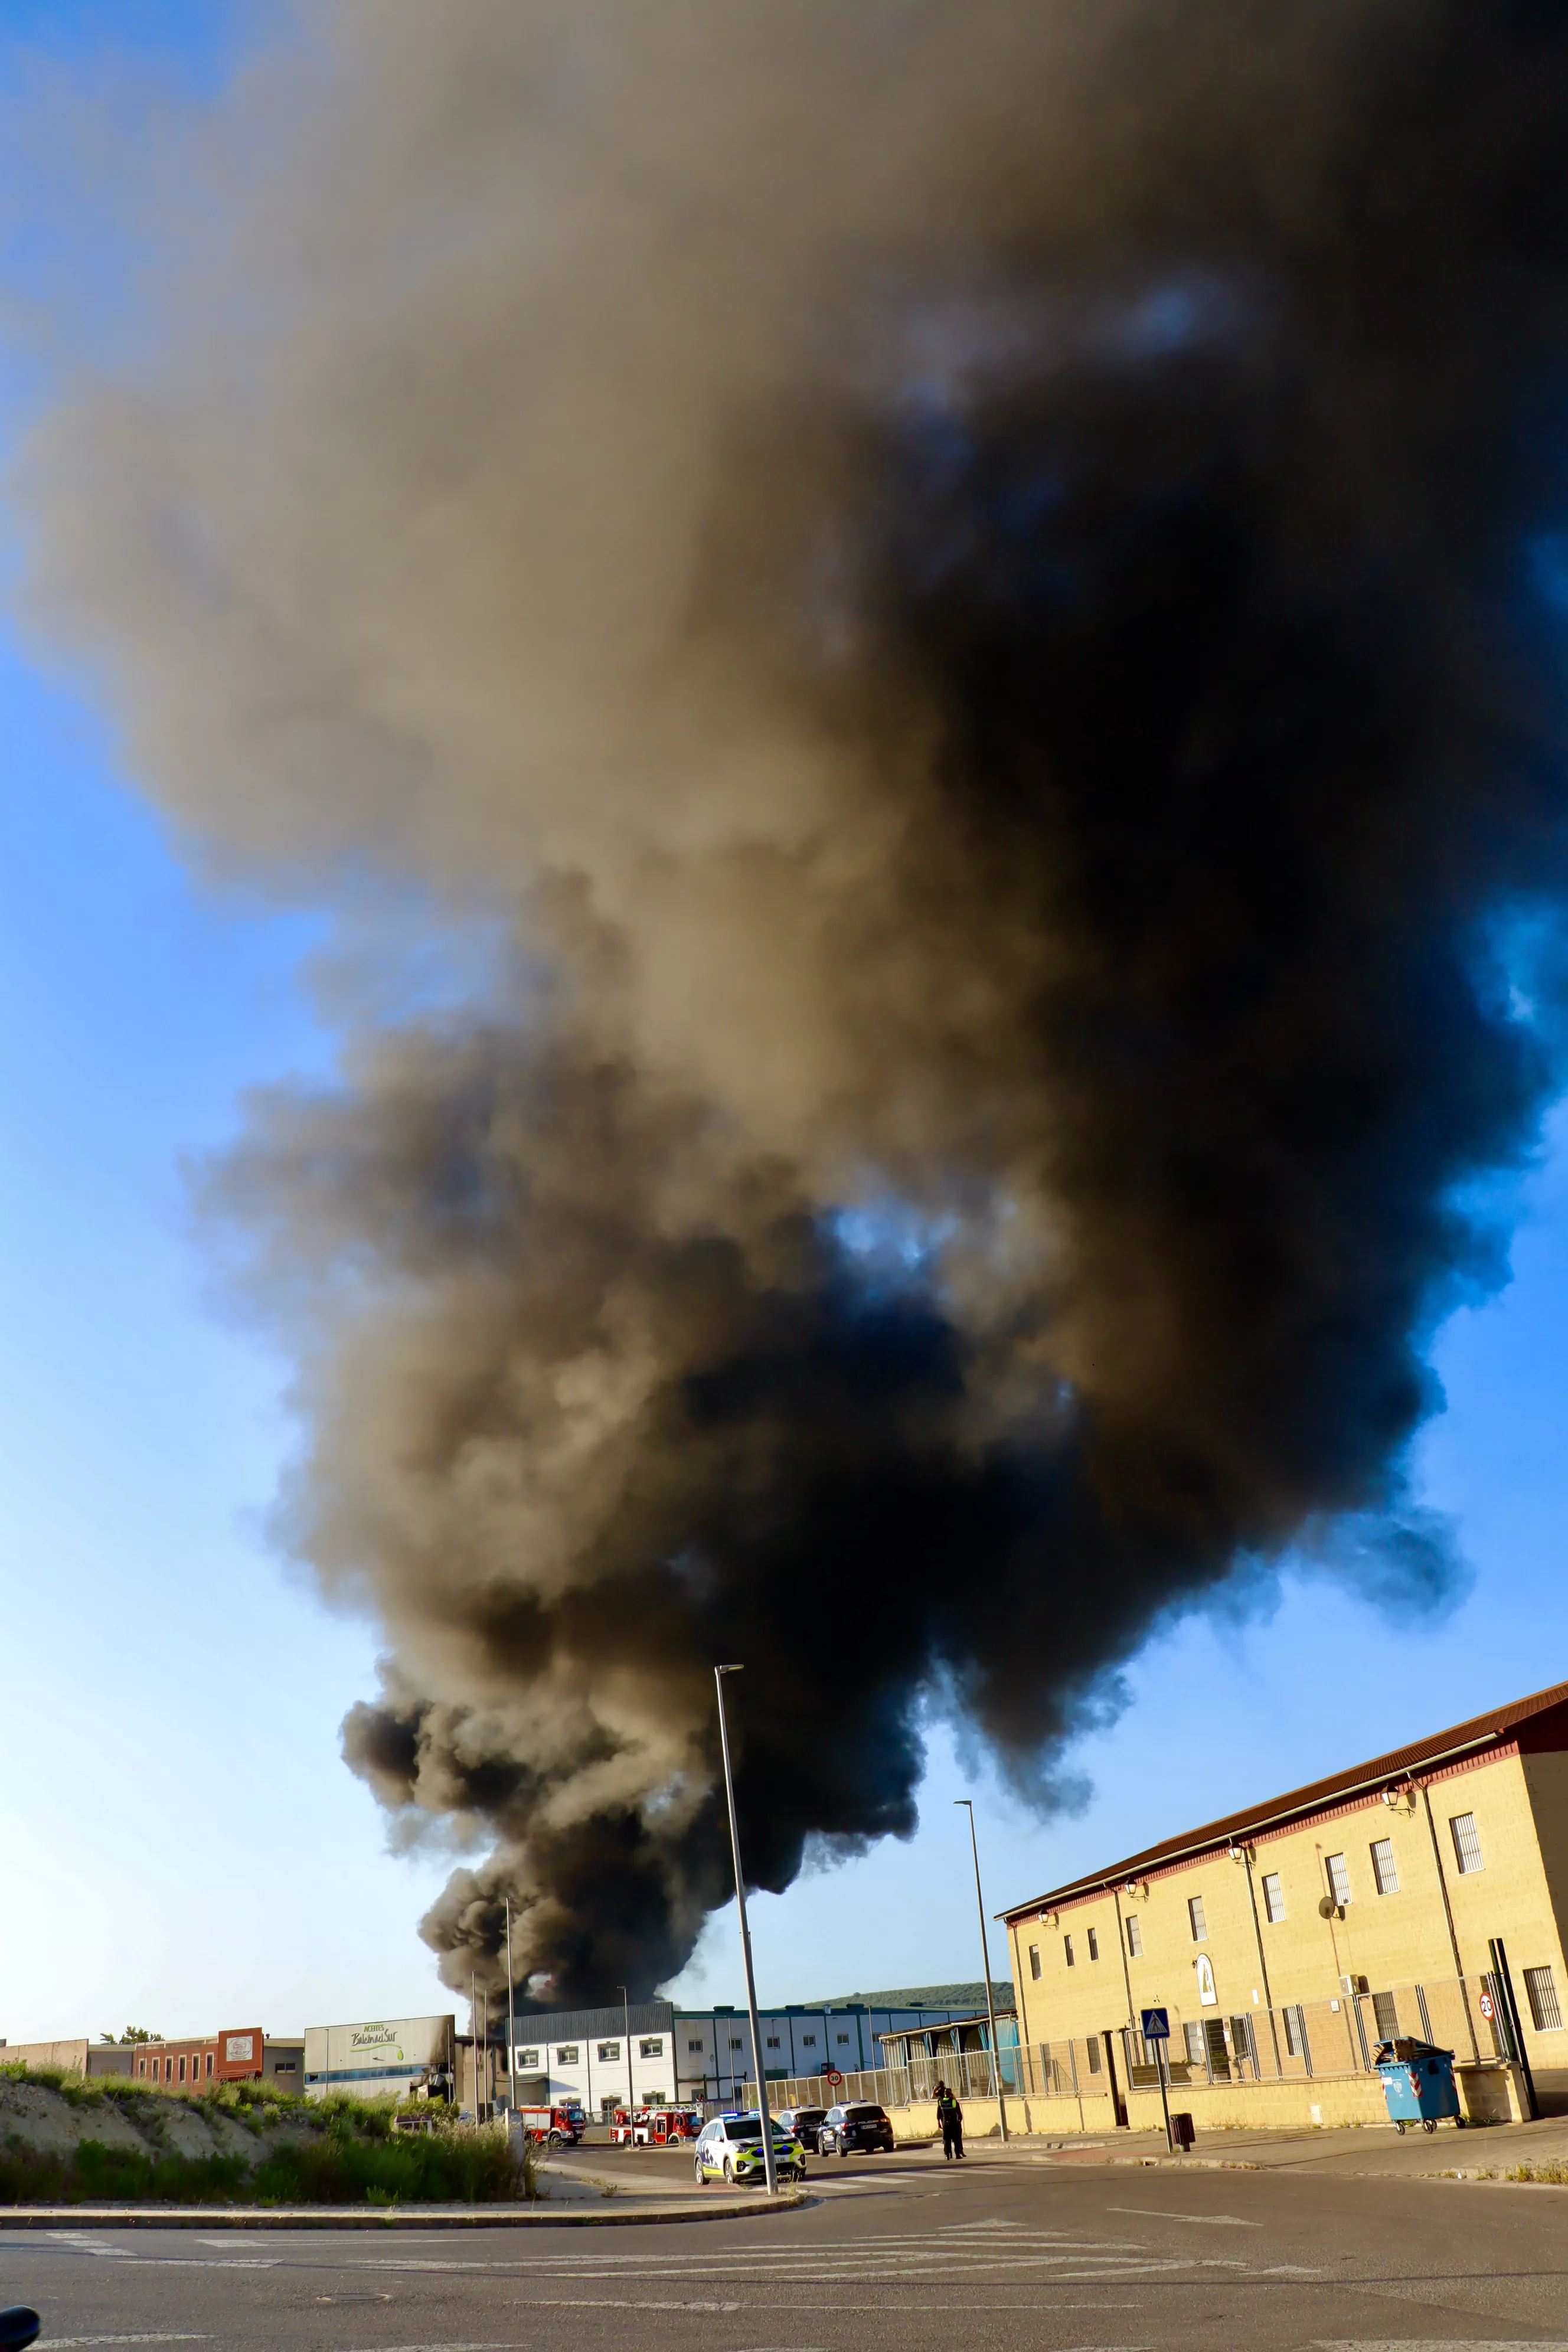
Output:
935,2081,964,2160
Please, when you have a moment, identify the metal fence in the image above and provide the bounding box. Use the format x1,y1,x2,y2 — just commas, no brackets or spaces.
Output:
769,1971,1517,2118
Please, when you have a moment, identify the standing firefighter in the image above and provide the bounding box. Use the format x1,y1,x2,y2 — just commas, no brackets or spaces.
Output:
935,2080,964,2161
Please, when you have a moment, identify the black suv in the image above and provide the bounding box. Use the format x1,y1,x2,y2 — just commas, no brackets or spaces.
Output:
818,2101,894,2156
776,2105,829,2152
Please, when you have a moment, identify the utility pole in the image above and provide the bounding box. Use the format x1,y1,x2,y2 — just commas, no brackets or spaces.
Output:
504,1897,518,2119
716,1665,778,2194
618,1983,634,2118
955,1799,1009,2142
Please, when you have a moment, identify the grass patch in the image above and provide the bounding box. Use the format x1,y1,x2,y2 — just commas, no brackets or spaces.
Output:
1507,2159,1568,2184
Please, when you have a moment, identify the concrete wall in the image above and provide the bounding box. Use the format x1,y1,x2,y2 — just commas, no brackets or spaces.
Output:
0,2040,89,2075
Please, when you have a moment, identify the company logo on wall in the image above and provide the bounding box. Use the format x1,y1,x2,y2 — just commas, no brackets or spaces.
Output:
350,2025,406,2058
225,2034,256,2062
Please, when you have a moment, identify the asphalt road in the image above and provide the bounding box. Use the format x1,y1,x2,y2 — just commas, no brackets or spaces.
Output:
6,2147,1568,2350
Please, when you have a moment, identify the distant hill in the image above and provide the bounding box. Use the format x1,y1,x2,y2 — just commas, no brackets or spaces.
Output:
803,1982,1015,2013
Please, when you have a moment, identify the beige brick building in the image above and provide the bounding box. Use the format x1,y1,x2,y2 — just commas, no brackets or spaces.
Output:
997,1679,1568,2133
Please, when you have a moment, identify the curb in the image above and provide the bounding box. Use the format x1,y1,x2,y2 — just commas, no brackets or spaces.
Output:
0,2193,812,2232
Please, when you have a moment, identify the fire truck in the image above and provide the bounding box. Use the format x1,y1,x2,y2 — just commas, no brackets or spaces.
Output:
511,2103,586,2147
610,2106,703,2145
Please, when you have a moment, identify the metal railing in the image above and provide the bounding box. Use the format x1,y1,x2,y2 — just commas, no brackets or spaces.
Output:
771,1972,1518,2119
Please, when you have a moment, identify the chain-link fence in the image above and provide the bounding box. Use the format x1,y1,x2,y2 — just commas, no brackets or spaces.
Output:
769,1970,1521,2118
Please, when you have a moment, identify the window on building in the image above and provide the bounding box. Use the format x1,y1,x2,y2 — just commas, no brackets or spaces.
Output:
687,2038,704,2053
597,2041,620,2062
802,2033,816,2046
179,2056,187,2081
1230,2014,1256,2067
729,2036,744,2050
1086,2036,1102,2074
1183,2021,1205,2067
556,2046,580,2064
1064,1933,1076,1966
1451,1812,1485,1874
766,2036,780,2049
517,2048,539,2068
1370,1837,1399,1896
1262,1871,1286,1923
1126,1916,1143,1958
205,2054,214,2077
1188,1896,1207,1942
1283,2005,1308,2061
640,2037,664,2057
1525,1966,1564,2033
1029,1942,1042,1979
1325,1853,1352,1907
1372,1990,1398,2039
1087,1928,1099,1961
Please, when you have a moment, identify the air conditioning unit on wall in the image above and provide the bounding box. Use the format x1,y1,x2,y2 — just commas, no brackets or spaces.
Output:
1340,1972,1369,1997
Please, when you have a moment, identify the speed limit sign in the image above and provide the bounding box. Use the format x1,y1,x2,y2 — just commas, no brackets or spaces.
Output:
1479,1988,1495,2020
824,2067,844,2087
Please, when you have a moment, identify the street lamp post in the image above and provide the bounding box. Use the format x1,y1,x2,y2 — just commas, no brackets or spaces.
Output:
504,1897,517,2119
955,1799,1009,2142
618,1984,633,2119
715,1665,778,2195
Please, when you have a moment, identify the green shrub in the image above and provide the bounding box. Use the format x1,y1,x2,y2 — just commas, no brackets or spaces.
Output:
0,2119,528,2207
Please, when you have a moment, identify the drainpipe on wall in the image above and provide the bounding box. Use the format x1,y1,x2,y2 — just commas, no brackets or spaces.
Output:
1419,1780,1481,2062
1240,1846,1283,2076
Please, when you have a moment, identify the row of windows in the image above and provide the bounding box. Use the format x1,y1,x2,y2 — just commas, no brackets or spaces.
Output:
136,2051,214,2083
1026,1812,1488,1975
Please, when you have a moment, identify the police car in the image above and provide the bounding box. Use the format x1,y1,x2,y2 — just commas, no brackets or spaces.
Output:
693,2111,806,2184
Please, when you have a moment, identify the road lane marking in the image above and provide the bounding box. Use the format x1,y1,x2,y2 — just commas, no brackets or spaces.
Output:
1106,2208,1262,2225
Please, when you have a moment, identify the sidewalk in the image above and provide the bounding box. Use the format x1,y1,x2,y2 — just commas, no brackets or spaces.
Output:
943,2111,1568,2183
0,2179,800,2229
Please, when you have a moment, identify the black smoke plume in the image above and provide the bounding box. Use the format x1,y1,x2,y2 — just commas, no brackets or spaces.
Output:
15,0,1568,2001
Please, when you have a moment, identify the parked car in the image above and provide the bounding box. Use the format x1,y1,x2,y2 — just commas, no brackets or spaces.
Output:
776,2105,829,2151
693,2113,807,2185
818,2101,894,2156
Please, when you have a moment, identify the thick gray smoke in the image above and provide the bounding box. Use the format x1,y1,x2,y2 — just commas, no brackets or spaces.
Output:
16,0,1568,2001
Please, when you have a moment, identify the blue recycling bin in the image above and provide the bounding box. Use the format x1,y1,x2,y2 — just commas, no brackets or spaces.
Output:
1374,2039,1461,2132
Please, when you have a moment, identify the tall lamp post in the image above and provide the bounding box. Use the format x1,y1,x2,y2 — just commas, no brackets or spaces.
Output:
618,1984,634,2118
504,1897,518,2119
955,1799,1009,2142
715,1664,778,2195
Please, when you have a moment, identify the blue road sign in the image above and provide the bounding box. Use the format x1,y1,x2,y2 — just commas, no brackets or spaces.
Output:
1141,2007,1170,2041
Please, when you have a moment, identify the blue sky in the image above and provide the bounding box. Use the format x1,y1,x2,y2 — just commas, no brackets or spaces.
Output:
2,0,1567,2047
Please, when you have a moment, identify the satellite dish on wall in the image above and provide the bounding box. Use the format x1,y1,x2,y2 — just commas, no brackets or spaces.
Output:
1318,1895,1338,1919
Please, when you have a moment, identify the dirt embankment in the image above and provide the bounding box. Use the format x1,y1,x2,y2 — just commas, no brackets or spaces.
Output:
0,2068,524,2205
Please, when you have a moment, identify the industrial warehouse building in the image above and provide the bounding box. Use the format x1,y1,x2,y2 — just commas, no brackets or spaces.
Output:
504,1988,1005,2115
0,2030,303,2089
998,1678,1568,2134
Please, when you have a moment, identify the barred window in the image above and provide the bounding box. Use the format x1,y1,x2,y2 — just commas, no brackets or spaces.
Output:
1029,1942,1041,1980
1282,2005,1306,2059
1087,1928,1100,1961
1064,1933,1076,1967
1372,1990,1399,2039
1525,1966,1563,2033
1262,1871,1286,1922
1325,1853,1352,1907
1126,1916,1143,1958
1450,1812,1484,1874
1188,1896,1207,1942
1370,1838,1399,1896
